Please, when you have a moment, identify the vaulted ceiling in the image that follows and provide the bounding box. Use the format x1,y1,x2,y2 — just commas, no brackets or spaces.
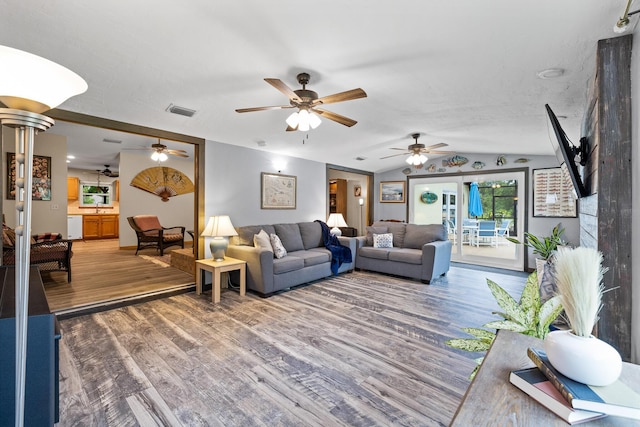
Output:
0,1,635,172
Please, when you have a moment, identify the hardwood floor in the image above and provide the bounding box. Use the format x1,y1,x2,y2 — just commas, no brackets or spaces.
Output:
42,239,194,313
57,266,528,426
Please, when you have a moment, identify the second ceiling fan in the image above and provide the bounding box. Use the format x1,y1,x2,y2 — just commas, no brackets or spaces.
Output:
381,133,454,169
236,72,367,131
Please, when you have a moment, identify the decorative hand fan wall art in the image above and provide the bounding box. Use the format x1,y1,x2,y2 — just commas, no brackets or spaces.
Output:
130,166,194,202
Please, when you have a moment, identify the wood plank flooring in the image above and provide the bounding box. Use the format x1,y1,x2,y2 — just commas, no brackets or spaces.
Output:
57,266,528,426
42,239,194,312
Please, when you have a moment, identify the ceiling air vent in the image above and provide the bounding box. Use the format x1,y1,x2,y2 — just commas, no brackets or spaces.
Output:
102,138,122,144
355,156,367,161
166,104,197,117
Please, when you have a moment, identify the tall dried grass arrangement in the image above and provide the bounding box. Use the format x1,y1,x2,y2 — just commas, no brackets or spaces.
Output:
552,246,607,337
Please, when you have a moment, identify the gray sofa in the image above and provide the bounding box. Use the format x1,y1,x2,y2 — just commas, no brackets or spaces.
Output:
226,221,356,297
355,221,452,283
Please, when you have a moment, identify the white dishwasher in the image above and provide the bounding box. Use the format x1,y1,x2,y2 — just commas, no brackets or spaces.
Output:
67,215,83,240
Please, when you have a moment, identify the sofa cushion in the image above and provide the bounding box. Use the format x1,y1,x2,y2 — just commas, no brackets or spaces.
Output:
235,225,275,246
253,229,272,251
274,223,304,252
298,222,323,250
270,233,287,259
373,233,393,248
289,250,330,267
273,256,304,274
403,224,447,249
388,248,423,265
358,246,390,260
365,226,388,246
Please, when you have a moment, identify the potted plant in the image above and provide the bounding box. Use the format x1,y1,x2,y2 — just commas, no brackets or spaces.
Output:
543,246,621,386
446,271,563,378
506,223,567,302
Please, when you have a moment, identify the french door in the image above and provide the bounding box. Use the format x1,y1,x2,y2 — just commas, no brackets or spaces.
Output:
408,170,526,271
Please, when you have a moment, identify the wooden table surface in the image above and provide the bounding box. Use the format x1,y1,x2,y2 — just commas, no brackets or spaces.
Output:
451,330,640,426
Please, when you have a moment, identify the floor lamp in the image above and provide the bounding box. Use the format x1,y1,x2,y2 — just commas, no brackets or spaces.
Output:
358,198,364,235
0,45,87,427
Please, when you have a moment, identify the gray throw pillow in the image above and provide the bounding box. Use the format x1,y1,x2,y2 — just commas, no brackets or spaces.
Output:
274,223,304,252
403,224,447,249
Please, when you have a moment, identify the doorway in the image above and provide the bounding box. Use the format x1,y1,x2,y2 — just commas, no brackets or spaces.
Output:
327,165,373,236
35,110,204,312
408,169,527,271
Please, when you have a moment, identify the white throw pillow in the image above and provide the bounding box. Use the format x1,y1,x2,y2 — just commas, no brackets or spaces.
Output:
373,233,393,248
270,233,287,259
253,229,272,251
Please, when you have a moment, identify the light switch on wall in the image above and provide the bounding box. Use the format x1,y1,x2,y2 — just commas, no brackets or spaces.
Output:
50,203,59,210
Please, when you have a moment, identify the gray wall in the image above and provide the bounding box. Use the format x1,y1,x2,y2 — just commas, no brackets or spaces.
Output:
202,140,327,257
2,128,68,235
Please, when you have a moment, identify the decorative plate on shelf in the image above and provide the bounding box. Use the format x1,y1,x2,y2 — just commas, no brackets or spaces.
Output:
421,191,438,204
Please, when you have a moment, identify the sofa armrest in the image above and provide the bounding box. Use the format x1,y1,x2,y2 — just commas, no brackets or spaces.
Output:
226,244,275,294
421,240,453,279
354,236,367,249
337,236,357,258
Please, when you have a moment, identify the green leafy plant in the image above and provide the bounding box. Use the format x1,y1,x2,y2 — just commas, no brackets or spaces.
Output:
506,223,566,260
446,271,563,378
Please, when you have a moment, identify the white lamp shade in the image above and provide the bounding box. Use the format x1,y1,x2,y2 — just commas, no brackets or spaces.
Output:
326,213,348,228
158,152,168,162
0,45,87,113
297,109,310,131
201,215,238,237
151,151,160,161
309,112,321,129
286,111,299,128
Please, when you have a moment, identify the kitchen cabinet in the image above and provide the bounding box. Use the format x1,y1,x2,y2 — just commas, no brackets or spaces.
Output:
67,177,79,201
82,214,119,239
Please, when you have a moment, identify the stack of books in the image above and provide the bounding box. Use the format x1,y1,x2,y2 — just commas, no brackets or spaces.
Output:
509,347,640,424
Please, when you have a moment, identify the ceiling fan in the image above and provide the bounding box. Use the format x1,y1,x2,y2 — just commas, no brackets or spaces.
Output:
99,165,119,178
235,72,367,131
380,133,454,169
126,140,189,161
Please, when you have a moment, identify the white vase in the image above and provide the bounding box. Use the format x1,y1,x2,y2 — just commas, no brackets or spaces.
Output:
544,330,622,386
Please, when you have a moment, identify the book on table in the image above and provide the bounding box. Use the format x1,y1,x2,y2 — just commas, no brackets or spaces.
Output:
527,347,640,420
510,367,606,425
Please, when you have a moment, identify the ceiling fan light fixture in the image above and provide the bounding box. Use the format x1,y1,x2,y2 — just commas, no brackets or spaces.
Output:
309,111,321,129
297,109,310,131
158,152,168,162
406,153,427,166
286,111,299,128
151,151,160,161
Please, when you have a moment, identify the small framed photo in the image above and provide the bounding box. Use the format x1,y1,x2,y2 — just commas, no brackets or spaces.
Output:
354,185,362,197
261,172,296,209
380,181,406,203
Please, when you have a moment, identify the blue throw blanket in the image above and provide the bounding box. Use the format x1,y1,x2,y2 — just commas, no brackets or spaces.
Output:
316,220,353,275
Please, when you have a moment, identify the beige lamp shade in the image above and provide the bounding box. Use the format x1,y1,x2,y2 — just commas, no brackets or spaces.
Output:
0,45,88,113
201,215,238,237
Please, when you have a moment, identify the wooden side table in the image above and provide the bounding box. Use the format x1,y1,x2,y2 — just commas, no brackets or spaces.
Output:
195,257,246,304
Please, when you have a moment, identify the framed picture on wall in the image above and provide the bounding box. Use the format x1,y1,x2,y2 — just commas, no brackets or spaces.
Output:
532,167,577,217
354,185,362,197
380,181,406,203
6,153,52,201
261,172,296,209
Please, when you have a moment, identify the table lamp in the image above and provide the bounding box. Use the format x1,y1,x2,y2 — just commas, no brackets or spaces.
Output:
326,213,348,236
201,215,238,261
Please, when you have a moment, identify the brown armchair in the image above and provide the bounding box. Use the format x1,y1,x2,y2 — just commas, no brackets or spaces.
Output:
2,230,73,282
127,215,185,256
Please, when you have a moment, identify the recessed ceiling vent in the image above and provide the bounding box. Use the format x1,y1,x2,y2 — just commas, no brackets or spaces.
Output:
102,138,122,144
355,156,367,161
166,104,197,117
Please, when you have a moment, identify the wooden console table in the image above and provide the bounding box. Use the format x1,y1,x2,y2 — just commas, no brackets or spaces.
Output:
451,330,640,426
195,257,246,304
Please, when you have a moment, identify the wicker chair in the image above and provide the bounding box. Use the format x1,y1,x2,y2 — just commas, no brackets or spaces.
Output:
127,215,185,256
2,231,73,282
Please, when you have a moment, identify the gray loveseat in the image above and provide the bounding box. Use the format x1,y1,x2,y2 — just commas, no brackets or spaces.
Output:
355,221,452,283
226,221,356,297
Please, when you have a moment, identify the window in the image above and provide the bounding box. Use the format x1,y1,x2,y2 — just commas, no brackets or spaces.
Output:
79,182,113,207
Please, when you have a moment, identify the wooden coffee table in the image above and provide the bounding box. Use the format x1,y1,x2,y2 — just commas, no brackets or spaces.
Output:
195,257,246,304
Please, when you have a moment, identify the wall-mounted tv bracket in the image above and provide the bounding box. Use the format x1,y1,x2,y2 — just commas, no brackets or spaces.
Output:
575,137,589,166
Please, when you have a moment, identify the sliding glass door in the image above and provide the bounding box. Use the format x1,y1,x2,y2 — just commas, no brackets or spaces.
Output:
408,169,526,271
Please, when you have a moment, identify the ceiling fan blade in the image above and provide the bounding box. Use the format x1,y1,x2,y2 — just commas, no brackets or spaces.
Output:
235,105,292,113
167,151,189,158
389,147,408,151
312,108,357,127
264,78,301,102
423,142,448,151
423,150,455,155
380,152,408,160
166,148,187,154
286,125,297,132
315,88,367,105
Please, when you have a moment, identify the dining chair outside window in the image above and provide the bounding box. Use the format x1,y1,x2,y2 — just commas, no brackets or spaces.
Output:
445,219,457,244
496,219,512,245
475,220,497,247
462,218,478,245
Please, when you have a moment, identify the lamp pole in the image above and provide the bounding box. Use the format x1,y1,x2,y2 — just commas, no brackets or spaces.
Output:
358,198,364,235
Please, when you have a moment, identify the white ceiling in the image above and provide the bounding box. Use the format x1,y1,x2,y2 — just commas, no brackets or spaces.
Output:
0,1,636,173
